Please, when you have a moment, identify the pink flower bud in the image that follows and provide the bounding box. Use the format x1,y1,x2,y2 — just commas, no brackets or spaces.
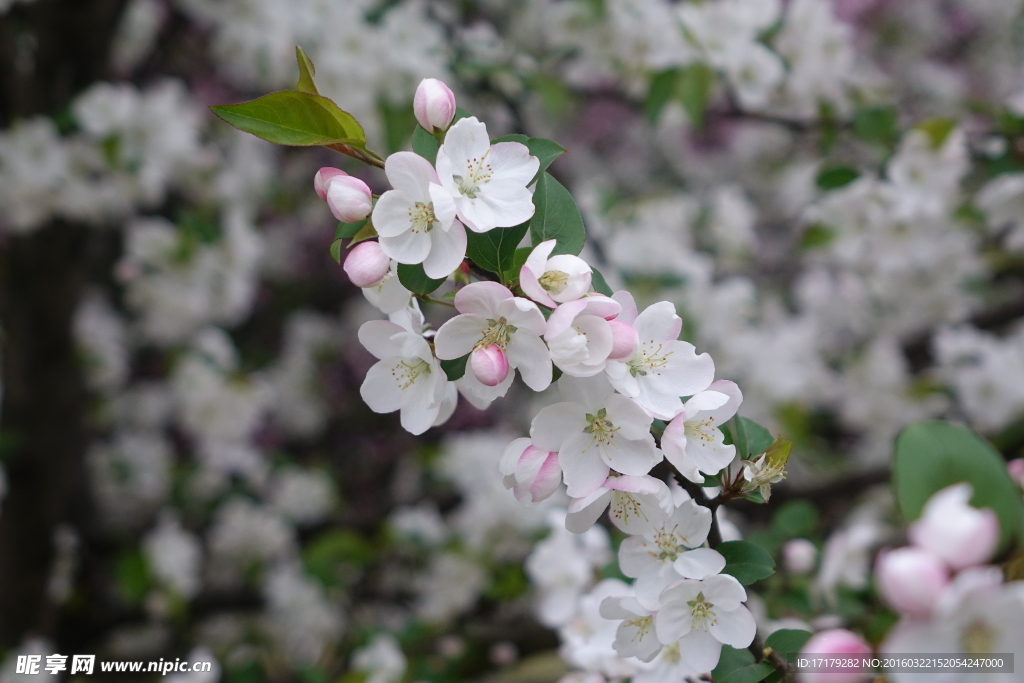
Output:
874,546,949,618
413,78,456,133
907,483,1000,570
326,175,373,223
343,241,390,288
607,320,639,360
1008,459,1024,488
783,538,818,575
313,167,348,201
470,344,509,387
798,629,873,683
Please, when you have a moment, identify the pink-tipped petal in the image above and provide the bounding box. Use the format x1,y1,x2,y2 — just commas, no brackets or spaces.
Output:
326,176,373,223
314,167,347,201
607,320,639,360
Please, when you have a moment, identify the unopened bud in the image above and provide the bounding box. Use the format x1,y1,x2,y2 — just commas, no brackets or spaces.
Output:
470,344,509,387
313,167,348,201
343,241,390,288
413,78,457,133
326,175,373,223
875,546,949,618
607,320,639,359
783,538,818,575
798,629,872,683
907,483,999,570
1008,459,1024,488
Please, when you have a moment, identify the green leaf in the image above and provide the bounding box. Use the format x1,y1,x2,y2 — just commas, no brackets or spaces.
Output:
799,223,836,250
726,416,775,458
466,222,530,276
915,117,956,148
893,420,1023,549
211,90,366,148
115,550,151,604
304,530,374,588
679,62,715,129
646,68,680,123
379,99,416,154
347,219,378,248
772,501,818,537
440,354,469,381
764,629,812,657
397,263,446,294
853,105,898,147
718,540,776,585
336,219,368,240
412,126,440,162
529,172,586,256
330,239,343,264
816,166,859,190
591,267,613,296
295,46,319,94
718,663,774,683
504,247,533,282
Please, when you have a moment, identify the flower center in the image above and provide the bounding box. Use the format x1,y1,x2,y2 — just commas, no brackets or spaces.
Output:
961,619,995,655
538,269,570,294
452,150,492,199
583,407,620,449
627,342,673,377
477,317,517,351
654,527,689,561
684,417,717,443
624,615,654,643
391,358,431,389
610,491,651,528
407,201,437,233
661,642,681,663
687,592,717,631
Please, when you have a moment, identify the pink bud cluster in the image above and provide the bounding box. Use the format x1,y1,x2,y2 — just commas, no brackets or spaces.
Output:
874,483,999,619
314,167,373,223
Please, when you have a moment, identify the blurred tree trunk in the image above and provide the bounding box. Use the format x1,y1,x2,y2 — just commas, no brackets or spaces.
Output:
0,0,126,649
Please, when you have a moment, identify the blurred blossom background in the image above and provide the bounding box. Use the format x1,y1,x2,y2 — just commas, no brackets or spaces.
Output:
1,0,1024,681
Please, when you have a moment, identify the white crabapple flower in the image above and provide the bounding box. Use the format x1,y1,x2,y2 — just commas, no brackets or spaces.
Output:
500,437,561,505
566,474,671,534
435,116,539,233
357,304,455,435
520,239,593,307
545,295,622,377
531,375,660,499
599,593,662,662
662,380,742,483
618,498,719,608
434,281,551,392
655,571,757,674
605,292,716,420
372,151,466,279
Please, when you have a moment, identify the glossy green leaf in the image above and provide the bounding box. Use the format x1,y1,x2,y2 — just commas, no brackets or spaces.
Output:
764,629,812,657
211,90,366,148
440,354,469,381
679,62,715,129
504,247,533,282
347,220,377,248
397,263,446,294
718,540,776,585
713,646,773,683
336,219,367,240
725,416,775,458
816,166,860,190
591,267,613,296
466,222,529,276
719,663,774,683
772,501,818,537
412,126,439,162
893,420,1023,548
295,46,319,94
529,172,586,256
330,239,343,264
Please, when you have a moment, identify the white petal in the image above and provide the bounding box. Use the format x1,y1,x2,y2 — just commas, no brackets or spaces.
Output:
423,221,467,279
433,314,487,360
498,297,548,336
634,301,683,341
709,606,757,648
618,536,661,579
453,280,513,317
677,629,723,674
379,228,431,265
605,393,655,440
702,573,747,610
357,320,407,360
658,341,716,397
428,182,457,229
372,189,418,238
703,380,744,424
456,195,497,233
599,435,659,477
669,500,712,548
565,488,612,533
431,381,458,427
360,359,405,414
439,117,490,171
530,401,586,451
559,430,611,498
500,437,531,477
674,548,726,580
612,290,638,323
608,490,668,534
480,179,536,228
488,141,540,185
505,331,552,391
